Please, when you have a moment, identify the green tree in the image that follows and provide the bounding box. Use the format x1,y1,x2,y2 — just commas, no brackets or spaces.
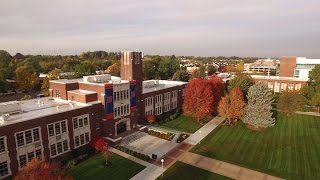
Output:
207,65,217,76
158,57,179,79
243,83,275,129
16,66,38,92
172,69,189,82
277,91,306,116
301,65,320,111
41,70,60,96
227,74,255,96
143,58,159,80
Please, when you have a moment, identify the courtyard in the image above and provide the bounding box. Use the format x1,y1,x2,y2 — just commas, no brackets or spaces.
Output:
119,130,180,160
191,114,320,180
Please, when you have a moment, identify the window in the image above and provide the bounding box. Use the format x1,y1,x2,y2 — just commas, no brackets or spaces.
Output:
55,90,61,98
57,142,63,154
85,133,90,143
80,134,85,145
48,124,55,137
63,140,68,151
50,144,57,156
16,133,24,147
84,117,88,126
25,130,33,144
35,149,42,159
0,161,9,177
73,119,78,129
0,138,5,153
19,155,27,168
61,121,67,133
73,115,89,130
75,136,80,147
27,152,34,161
33,129,40,141
55,123,61,135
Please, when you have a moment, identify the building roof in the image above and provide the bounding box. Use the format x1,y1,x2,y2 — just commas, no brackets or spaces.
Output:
0,97,97,127
251,75,309,82
142,80,187,94
68,89,97,95
296,57,320,65
50,75,129,86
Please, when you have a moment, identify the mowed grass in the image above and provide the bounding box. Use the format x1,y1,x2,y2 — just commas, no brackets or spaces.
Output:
158,115,202,133
156,161,232,180
67,154,145,180
192,114,320,180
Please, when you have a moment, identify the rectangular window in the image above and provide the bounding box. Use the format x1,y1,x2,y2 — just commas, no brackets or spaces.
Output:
33,129,40,142
61,121,67,133
27,152,34,161
73,118,78,129
16,133,24,147
0,161,9,177
63,140,68,152
75,136,80,147
57,142,63,154
55,123,61,135
0,138,5,153
35,149,42,159
19,155,27,168
80,134,85,145
50,144,57,156
48,124,54,137
79,118,83,128
85,132,90,143
83,117,88,126
25,130,33,144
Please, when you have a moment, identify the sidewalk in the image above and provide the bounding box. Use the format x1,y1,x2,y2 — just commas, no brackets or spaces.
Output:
179,152,284,180
296,111,320,117
183,116,224,145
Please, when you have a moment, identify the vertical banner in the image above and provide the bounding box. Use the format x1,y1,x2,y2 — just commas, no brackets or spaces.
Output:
130,80,137,112
104,84,113,119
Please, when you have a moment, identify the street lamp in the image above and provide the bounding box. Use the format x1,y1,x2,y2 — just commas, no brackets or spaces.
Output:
161,158,165,177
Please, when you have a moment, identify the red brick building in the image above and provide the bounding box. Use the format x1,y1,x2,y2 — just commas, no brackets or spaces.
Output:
0,51,187,178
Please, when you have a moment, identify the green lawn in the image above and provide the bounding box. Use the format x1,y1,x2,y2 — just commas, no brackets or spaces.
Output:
67,154,145,180
192,114,320,180
156,161,231,180
158,115,202,133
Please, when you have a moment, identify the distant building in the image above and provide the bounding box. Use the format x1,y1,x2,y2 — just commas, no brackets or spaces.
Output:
251,56,320,93
0,51,187,178
244,58,279,74
279,56,320,79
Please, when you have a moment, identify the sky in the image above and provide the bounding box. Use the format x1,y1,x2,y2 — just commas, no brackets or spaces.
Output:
1,0,320,57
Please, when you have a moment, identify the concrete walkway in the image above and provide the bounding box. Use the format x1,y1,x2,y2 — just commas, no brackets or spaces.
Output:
184,116,224,145
179,152,284,180
296,111,320,117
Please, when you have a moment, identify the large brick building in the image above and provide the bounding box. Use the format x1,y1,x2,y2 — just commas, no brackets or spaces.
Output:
0,51,187,179
251,56,320,93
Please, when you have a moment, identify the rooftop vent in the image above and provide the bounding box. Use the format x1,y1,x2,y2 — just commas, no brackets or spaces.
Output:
144,80,159,88
83,74,111,83
0,101,21,114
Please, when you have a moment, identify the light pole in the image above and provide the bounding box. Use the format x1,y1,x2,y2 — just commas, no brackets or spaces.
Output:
199,130,202,144
161,158,164,178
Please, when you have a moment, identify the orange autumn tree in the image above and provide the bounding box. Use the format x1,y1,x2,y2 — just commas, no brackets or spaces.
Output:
106,62,121,76
229,87,246,121
14,157,73,180
218,87,246,125
209,76,225,115
183,79,214,122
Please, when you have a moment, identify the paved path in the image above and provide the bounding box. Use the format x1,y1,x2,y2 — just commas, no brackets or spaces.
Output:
179,152,283,180
296,111,320,117
184,116,224,145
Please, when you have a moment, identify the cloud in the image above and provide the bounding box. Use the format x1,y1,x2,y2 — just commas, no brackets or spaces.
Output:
0,0,320,57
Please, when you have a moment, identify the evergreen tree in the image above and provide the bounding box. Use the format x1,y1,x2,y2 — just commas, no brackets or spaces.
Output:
243,83,275,129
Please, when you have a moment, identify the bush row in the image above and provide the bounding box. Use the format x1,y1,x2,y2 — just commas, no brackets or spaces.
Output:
148,129,175,141
117,146,152,162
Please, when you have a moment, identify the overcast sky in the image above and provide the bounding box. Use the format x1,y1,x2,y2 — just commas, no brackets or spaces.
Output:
1,0,320,57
